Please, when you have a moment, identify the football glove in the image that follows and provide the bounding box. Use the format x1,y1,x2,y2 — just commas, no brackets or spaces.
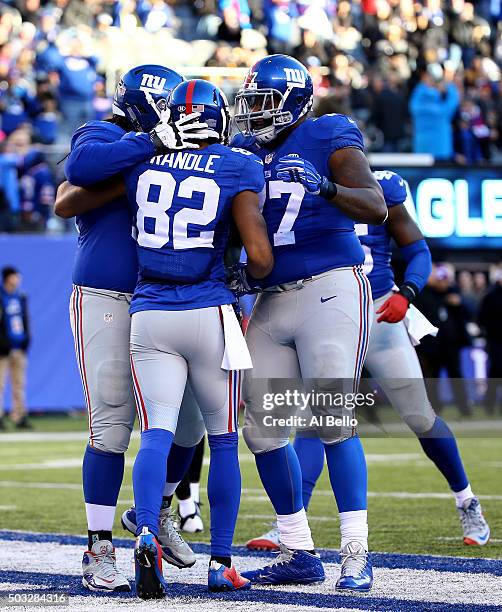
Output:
149,109,209,152
376,292,409,323
226,263,261,298
276,154,337,199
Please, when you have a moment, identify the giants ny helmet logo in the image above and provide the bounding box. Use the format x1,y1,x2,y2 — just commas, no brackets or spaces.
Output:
140,73,167,93
283,68,306,88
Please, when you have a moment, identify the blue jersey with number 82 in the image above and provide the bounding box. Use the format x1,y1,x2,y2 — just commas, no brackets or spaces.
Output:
356,170,408,299
124,144,264,312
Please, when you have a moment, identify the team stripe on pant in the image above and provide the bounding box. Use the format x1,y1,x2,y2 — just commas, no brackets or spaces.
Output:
130,355,149,432
227,370,240,433
352,266,372,393
70,286,93,443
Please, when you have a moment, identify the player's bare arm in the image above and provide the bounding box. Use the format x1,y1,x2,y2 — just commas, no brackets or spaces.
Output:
231,190,274,279
385,202,423,247
54,177,126,219
327,148,387,224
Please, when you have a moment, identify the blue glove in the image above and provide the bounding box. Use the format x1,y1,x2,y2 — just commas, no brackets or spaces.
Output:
276,154,338,199
276,154,323,193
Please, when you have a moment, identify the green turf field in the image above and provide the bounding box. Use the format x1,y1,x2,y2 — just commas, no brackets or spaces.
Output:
0,414,500,559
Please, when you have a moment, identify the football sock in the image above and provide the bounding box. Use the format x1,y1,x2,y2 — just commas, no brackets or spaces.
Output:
340,510,368,550
176,473,191,501
161,495,173,509
87,530,113,549
207,432,240,558
255,443,304,515
324,436,368,512
82,445,124,534
166,442,196,487
293,435,325,510
190,482,201,504
179,497,196,518
133,428,174,536
418,417,469,495
210,555,232,568
189,436,205,482
164,443,197,502
277,508,314,550
163,483,180,499
453,484,474,508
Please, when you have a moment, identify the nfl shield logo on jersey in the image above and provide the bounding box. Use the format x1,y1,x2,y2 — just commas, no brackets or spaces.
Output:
104,313,113,323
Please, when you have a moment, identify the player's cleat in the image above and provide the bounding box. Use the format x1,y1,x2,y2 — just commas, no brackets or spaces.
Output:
179,501,204,533
134,527,168,600
458,497,490,546
246,523,280,551
121,506,196,568
208,561,251,592
336,541,373,593
81,540,131,592
241,544,325,585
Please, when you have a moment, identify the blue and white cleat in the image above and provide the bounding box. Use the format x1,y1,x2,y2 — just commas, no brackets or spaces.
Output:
134,527,168,600
208,561,251,592
241,544,325,585
122,505,196,568
458,497,490,546
82,540,130,592
336,541,373,593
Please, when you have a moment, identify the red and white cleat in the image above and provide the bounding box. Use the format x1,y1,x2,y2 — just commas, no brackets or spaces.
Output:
246,523,280,552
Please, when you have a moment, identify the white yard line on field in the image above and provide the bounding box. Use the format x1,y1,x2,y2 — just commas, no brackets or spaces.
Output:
1,480,502,501
0,452,430,472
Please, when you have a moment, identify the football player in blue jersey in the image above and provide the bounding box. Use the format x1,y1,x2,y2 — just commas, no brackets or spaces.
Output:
55,64,211,592
266,169,490,549
123,79,273,599
231,54,387,592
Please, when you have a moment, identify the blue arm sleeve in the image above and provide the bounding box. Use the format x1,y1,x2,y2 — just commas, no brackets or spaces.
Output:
400,239,432,294
65,130,155,187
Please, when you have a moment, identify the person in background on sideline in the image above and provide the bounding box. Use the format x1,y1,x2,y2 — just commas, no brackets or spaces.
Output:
0,266,31,429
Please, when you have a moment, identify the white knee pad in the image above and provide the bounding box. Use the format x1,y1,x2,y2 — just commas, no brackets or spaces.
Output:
402,405,437,435
174,415,206,448
93,423,133,454
174,386,206,447
320,432,355,445
96,359,133,408
383,379,436,435
242,423,289,454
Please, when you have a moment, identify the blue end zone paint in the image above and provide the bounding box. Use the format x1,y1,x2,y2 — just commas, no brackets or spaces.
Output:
1,530,501,576
1,570,501,612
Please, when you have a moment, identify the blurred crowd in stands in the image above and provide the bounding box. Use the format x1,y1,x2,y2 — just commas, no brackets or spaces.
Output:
413,263,502,415
0,0,502,229
0,0,500,404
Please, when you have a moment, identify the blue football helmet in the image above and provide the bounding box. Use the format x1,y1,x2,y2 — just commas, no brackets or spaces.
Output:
113,64,184,132
168,79,230,144
234,54,313,144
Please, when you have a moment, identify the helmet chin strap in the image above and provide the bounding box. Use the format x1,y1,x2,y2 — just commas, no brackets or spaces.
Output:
144,90,163,120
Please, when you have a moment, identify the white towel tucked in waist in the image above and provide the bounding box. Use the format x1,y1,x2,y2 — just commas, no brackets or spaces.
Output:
219,304,253,371
405,304,438,346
